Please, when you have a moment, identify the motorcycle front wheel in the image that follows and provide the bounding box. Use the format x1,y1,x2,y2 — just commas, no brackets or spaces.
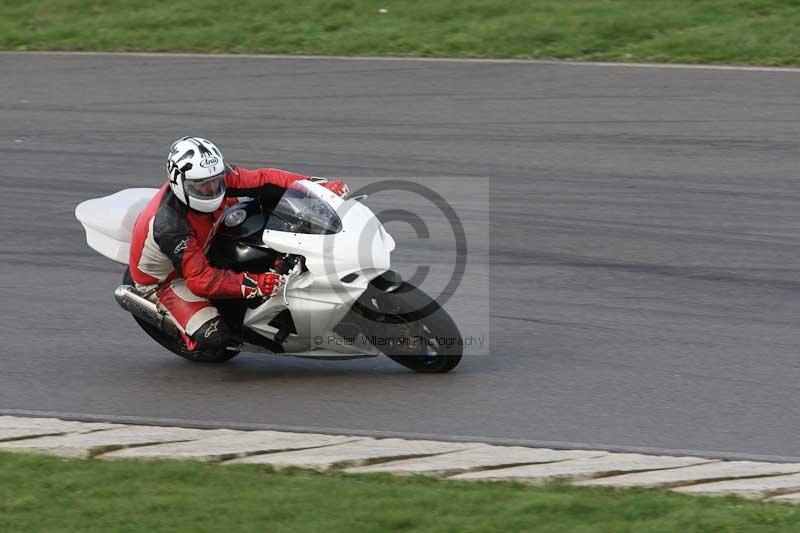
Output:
352,282,463,373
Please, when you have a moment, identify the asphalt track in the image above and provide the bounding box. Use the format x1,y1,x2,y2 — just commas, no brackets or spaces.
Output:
2,53,800,461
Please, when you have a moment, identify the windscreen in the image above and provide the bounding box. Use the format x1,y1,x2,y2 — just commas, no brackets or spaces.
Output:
264,182,342,235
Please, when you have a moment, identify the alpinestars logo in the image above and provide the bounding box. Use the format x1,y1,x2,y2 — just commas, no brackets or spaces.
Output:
173,239,188,255
204,319,220,338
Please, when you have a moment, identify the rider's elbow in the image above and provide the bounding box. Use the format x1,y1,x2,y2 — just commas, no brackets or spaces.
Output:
184,275,214,299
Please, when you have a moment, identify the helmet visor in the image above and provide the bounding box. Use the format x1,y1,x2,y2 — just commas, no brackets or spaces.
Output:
184,172,226,199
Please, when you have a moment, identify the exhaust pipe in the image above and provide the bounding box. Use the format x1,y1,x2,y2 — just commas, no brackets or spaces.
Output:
114,285,181,338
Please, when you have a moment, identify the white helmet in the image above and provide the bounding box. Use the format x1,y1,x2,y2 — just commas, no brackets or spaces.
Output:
166,137,227,213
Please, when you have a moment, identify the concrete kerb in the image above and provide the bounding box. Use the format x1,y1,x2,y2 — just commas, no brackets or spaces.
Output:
3,415,800,503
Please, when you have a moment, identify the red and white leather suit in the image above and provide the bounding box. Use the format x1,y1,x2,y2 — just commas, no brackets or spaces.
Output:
128,166,308,348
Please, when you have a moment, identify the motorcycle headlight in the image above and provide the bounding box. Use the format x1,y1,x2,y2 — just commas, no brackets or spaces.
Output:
224,208,247,227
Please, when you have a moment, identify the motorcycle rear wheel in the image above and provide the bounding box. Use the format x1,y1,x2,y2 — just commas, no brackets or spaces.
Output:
122,268,239,363
353,282,463,373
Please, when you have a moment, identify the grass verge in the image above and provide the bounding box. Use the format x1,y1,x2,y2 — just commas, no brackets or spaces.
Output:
0,0,800,65
2,1,800,65
2,452,800,532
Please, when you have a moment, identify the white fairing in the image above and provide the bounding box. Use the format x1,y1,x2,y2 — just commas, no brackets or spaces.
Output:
243,181,396,355
75,188,158,264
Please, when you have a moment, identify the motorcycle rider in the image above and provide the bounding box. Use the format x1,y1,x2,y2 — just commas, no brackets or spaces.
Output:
129,136,348,353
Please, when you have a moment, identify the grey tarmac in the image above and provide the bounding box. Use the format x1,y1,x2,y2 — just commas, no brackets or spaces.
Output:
2,53,800,460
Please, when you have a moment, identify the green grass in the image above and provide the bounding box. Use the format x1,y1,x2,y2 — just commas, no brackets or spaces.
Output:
2,0,800,64
2,452,800,532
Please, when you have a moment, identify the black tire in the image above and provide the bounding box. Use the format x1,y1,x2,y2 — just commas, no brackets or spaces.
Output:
354,282,462,373
122,269,239,363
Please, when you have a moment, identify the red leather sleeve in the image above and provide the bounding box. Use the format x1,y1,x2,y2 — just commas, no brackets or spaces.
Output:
180,233,246,300
225,166,309,195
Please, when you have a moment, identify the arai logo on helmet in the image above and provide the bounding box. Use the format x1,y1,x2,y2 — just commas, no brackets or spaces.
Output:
199,156,219,168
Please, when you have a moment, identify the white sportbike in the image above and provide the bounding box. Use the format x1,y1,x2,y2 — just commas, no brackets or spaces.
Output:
76,180,463,372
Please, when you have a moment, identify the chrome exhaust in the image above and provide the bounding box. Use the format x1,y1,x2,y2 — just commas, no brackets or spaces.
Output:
114,285,180,338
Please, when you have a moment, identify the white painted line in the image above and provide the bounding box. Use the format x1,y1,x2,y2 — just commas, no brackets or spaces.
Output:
0,416,119,441
766,492,800,504
0,415,118,431
5,409,796,463
346,445,605,475
674,473,800,499
452,453,713,482
229,437,475,471
576,461,800,488
0,426,219,459
102,429,354,461
1,51,799,74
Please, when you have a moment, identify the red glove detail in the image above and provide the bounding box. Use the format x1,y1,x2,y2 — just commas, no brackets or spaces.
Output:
242,273,284,299
321,180,349,198
258,273,284,297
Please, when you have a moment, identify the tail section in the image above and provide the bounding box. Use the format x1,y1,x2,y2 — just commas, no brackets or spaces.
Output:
75,188,158,264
